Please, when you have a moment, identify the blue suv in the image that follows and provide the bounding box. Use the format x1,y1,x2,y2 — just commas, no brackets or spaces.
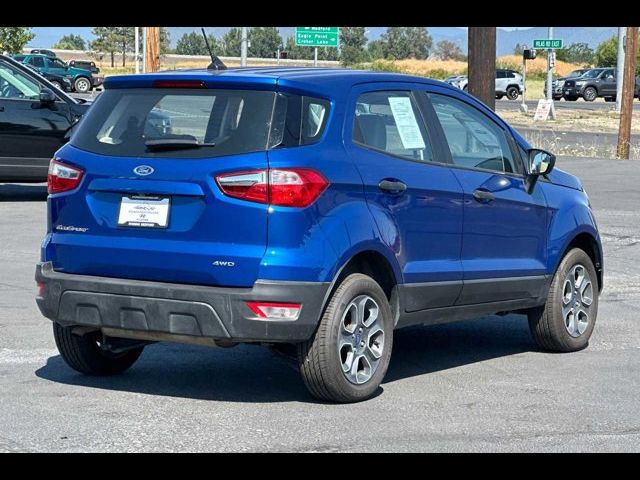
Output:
36,68,603,403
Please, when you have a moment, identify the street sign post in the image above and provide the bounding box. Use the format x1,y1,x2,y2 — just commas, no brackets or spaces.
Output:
295,27,340,67
295,27,340,47
533,39,563,49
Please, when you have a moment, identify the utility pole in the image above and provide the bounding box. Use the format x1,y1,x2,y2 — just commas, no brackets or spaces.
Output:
241,27,248,67
468,27,496,110
616,27,627,113
134,27,140,74
546,26,556,119
145,27,160,73
142,27,147,73
617,26,638,159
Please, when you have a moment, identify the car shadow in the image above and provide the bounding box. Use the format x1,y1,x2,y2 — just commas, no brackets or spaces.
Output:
0,184,47,202
35,314,535,403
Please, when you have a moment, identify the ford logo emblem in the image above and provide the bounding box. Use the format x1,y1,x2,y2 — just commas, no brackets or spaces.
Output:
133,165,154,176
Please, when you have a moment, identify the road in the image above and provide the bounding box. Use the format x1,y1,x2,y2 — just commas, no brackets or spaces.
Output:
496,98,640,112
0,156,639,452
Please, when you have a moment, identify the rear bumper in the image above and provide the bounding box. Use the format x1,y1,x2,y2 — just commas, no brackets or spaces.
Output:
35,262,329,343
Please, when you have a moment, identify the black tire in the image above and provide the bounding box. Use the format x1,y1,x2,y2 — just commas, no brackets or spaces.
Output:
496,94,504,100
297,273,393,403
528,248,599,352
53,323,143,375
74,76,92,93
604,96,615,102
462,85,468,92
506,86,519,100
583,87,597,102
49,80,62,90
565,95,578,101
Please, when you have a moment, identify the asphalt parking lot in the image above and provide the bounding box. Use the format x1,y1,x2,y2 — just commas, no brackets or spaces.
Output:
0,156,639,452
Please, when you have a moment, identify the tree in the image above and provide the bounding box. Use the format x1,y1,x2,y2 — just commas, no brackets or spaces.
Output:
404,27,432,60
221,27,242,56
249,27,282,58
90,27,121,67
0,27,35,54
556,42,594,65
283,36,314,60
595,36,618,67
434,39,466,61
340,27,368,65
159,28,172,54
380,27,432,60
175,32,218,56
367,39,386,60
53,34,86,51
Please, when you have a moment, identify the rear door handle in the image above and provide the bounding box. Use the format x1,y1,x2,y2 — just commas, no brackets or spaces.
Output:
472,189,495,203
378,179,407,194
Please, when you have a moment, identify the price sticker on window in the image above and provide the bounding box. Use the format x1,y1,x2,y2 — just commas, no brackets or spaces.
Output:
388,97,426,150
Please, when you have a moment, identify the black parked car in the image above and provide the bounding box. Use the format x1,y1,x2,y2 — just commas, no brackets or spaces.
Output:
69,59,100,75
30,49,57,58
0,54,90,182
0,54,171,183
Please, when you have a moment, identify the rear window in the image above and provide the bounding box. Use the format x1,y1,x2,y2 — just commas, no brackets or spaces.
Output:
72,88,277,159
71,87,330,159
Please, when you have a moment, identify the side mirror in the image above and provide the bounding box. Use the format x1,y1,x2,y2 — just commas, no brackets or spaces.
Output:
525,148,556,193
39,88,56,105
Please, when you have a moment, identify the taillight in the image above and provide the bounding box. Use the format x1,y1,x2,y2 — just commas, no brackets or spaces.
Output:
215,168,328,208
48,160,84,194
246,302,302,321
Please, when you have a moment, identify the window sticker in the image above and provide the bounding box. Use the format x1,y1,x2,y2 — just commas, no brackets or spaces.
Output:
387,97,426,150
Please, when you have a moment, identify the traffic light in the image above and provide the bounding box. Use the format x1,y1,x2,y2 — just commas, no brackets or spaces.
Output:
523,49,536,60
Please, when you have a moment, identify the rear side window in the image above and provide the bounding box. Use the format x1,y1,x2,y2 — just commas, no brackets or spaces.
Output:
353,90,433,162
71,88,278,159
269,93,330,148
29,56,45,68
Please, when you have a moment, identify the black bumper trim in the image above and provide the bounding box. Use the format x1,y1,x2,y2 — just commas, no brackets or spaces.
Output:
36,262,330,343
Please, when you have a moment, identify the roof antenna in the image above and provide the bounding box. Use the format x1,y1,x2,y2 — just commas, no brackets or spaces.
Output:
201,28,227,70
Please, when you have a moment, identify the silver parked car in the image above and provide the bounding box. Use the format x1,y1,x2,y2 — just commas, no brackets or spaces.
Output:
446,69,524,100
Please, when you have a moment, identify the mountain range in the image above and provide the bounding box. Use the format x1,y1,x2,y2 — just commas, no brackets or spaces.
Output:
28,27,618,56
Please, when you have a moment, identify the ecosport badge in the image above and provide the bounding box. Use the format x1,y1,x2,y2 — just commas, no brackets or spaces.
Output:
133,165,154,176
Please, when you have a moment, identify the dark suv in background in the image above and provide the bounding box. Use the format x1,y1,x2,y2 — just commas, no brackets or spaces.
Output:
13,54,102,93
563,68,640,102
548,68,589,100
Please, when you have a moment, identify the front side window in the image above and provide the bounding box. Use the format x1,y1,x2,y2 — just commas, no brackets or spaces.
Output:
353,90,433,162
429,93,519,174
29,56,45,68
47,58,67,69
0,62,40,100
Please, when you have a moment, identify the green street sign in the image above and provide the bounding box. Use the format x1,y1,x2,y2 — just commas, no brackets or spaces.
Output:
533,39,563,49
295,27,340,47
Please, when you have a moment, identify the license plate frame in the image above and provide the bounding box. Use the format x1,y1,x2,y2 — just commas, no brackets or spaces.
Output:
117,195,171,229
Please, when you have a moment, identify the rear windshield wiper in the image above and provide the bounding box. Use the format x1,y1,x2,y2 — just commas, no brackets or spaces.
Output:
145,135,215,152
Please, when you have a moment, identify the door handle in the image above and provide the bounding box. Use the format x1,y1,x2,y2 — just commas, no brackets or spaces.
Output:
472,189,495,203
378,179,407,194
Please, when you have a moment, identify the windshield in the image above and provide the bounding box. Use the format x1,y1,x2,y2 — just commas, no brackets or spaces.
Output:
581,70,603,79
0,62,40,99
71,88,278,159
